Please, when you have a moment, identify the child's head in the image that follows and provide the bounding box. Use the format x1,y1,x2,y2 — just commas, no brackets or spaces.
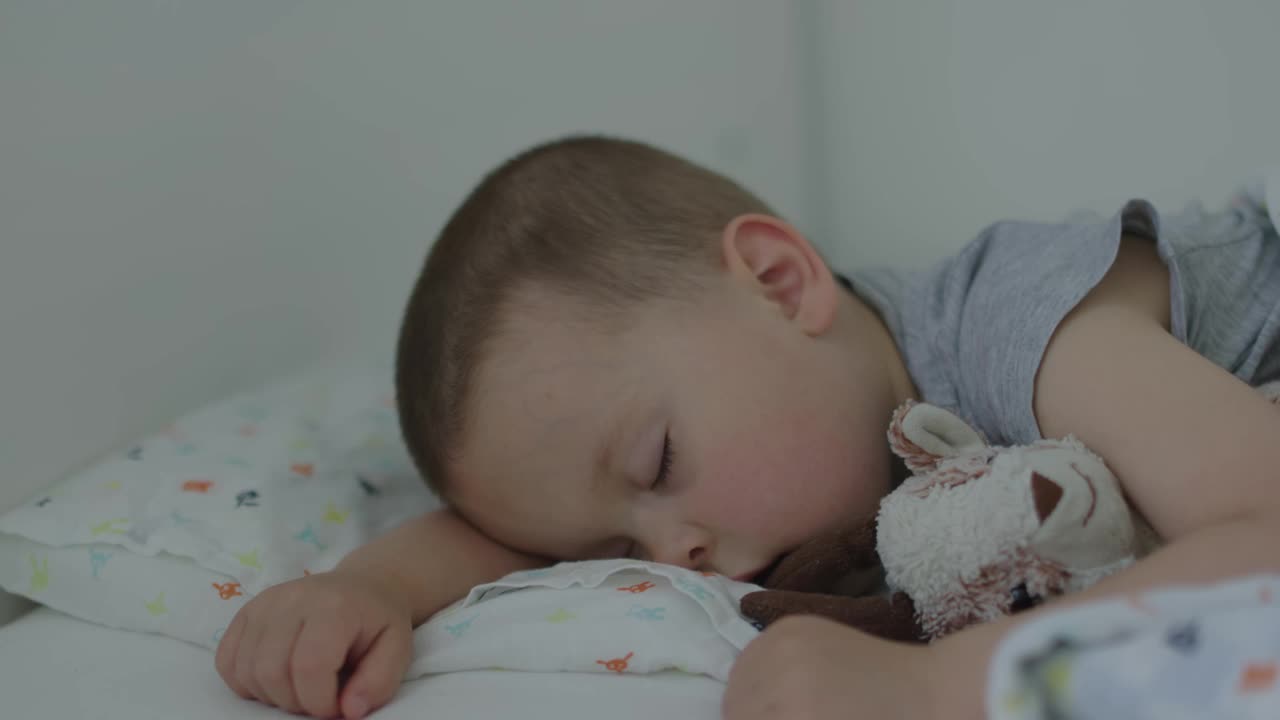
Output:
396,136,913,579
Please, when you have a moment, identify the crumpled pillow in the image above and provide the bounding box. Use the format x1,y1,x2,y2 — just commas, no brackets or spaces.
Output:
0,367,437,647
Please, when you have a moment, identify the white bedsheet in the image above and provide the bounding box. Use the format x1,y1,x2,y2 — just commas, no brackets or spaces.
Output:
0,607,726,720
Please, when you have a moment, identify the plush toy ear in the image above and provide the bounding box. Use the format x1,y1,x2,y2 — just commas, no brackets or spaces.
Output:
888,400,987,472
1031,472,1064,522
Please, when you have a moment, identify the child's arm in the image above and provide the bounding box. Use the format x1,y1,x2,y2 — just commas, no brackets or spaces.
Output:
725,238,1280,720
929,236,1280,716
215,508,546,719
334,507,548,625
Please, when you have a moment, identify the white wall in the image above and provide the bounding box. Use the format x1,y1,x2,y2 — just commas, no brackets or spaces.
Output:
810,0,1280,269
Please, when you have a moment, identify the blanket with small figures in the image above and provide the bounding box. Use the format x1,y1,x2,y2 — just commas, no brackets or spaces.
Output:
411,560,763,682
990,574,1280,720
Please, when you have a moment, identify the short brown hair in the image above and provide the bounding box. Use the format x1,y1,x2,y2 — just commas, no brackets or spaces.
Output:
395,136,774,496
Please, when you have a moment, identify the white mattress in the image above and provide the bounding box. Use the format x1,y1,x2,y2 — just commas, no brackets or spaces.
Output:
0,607,726,720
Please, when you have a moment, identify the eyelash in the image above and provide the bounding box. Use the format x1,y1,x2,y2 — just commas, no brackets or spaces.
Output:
653,432,675,490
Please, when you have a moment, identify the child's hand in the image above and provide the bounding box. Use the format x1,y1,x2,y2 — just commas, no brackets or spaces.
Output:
723,615,943,720
215,569,414,719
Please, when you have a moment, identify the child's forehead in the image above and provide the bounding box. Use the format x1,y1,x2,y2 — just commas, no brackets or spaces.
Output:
475,310,629,421
487,307,614,378
464,297,665,460
480,278,727,395
487,291,658,371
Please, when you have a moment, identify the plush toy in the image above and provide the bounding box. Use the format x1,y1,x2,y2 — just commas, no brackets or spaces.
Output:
741,400,1148,641
743,382,1280,642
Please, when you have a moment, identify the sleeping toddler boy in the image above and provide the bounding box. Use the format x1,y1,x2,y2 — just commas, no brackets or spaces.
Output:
216,137,1280,720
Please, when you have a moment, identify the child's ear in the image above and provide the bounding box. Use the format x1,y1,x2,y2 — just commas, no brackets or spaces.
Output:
720,214,838,336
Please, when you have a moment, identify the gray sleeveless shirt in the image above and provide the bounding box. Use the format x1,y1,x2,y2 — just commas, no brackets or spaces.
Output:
846,180,1280,445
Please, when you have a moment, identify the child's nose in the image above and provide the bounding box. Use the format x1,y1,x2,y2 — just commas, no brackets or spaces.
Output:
651,529,711,570
653,544,706,570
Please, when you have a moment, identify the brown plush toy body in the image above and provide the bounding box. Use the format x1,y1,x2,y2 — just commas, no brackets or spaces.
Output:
740,519,925,642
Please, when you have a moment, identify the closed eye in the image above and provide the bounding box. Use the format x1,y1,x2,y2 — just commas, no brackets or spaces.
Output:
653,432,675,489
619,433,676,560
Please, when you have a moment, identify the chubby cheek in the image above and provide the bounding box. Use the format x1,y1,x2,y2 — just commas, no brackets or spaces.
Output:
694,414,886,544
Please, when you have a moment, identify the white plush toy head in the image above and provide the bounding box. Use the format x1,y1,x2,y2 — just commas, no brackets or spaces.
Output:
877,400,1156,640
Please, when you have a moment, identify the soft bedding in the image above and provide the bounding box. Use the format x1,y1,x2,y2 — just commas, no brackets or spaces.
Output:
0,367,435,650
415,560,762,682
0,606,726,720
990,573,1280,720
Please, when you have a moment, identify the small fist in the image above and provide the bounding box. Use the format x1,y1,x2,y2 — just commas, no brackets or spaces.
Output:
215,570,413,719
724,615,940,720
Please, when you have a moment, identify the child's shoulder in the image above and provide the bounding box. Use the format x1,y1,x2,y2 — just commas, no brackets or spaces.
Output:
849,189,1280,450
846,201,1152,446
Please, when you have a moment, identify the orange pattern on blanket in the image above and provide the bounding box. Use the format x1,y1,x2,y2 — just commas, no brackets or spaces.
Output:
212,581,243,600
1125,593,1158,616
182,479,214,493
1239,662,1278,693
617,581,655,594
291,463,314,478
596,652,634,674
